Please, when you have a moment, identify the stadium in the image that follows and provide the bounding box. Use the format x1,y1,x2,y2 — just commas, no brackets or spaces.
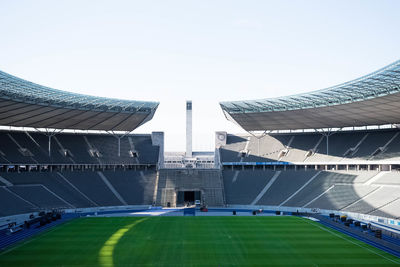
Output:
0,56,400,266
2,1,400,265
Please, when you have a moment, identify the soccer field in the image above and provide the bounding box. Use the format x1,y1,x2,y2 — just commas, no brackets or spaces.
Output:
0,216,399,266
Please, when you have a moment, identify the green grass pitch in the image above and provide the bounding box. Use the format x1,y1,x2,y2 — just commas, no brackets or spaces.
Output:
0,216,399,266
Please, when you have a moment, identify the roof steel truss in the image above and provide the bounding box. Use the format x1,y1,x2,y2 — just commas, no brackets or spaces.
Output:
221,60,400,114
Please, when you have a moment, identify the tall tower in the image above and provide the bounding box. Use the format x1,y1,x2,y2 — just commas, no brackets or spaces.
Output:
186,100,192,157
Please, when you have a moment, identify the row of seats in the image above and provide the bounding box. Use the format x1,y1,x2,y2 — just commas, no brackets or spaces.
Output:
2,168,399,219
222,170,400,219
156,169,225,207
220,129,400,162
0,131,159,165
0,170,157,217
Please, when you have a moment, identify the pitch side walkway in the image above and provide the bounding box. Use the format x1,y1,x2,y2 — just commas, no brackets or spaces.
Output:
314,215,400,258
2,207,400,259
0,208,152,251
0,214,78,252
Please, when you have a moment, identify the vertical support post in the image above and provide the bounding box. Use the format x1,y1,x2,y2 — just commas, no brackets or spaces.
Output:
48,135,51,157
326,135,329,156
118,137,121,157
110,131,131,158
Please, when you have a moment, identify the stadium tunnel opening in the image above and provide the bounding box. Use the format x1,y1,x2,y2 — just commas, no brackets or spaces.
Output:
177,190,201,206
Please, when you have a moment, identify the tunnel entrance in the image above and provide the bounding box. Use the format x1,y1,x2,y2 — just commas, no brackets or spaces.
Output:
177,191,201,206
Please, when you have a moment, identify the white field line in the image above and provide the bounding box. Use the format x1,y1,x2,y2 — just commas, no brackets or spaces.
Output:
299,217,400,265
0,219,76,256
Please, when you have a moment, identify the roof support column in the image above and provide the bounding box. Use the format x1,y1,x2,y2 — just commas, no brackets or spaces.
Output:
48,135,51,157
326,134,329,156
247,129,270,157
118,137,121,157
46,130,60,157
316,128,340,157
107,130,132,158
36,128,63,158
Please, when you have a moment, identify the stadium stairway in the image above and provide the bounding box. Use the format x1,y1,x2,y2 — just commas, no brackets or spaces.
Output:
0,170,159,217
0,131,160,165
220,129,400,163
156,169,225,207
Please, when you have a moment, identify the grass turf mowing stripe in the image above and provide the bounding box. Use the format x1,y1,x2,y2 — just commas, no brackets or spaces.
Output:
0,219,76,256
99,218,147,267
0,216,399,266
298,217,400,265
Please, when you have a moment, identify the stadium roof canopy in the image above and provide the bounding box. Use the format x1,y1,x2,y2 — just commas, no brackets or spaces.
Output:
0,70,159,131
220,60,400,131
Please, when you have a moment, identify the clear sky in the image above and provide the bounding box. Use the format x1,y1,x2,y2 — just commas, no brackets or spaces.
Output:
1,0,399,151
